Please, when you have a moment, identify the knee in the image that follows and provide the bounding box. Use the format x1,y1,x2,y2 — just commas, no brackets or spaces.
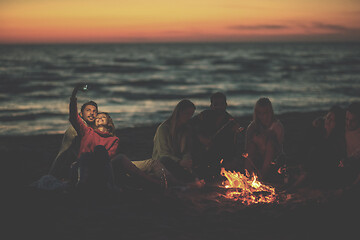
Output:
245,141,256,154
158,156,172,165
266,139,275,150
267,131,280,147
111,153,128,167
94,145,110,162
111,153,127,161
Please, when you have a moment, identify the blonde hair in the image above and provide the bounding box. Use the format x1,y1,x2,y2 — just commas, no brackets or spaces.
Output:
253,97,275,129
96,112,116,136
166,99,195,153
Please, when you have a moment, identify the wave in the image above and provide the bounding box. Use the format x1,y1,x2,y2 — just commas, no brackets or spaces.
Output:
0,84,45,94
113,57,150,63
161,57,189,66
0,79,67,94
0,72,68,83
226,88,292,96
0,112,65,122
74,64,161,74
212,57,269,65
329,86,360,97
256,52,291,59
24,93,64,99
108,91,211,100
186,54,222,61
211,58,270,73
120,79,185,87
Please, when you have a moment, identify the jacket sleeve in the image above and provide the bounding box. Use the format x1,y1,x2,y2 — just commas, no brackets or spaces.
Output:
107,138,119,159
69,97,88,137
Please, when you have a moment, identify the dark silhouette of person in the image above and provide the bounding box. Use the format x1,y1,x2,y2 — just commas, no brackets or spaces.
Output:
191,92,243,183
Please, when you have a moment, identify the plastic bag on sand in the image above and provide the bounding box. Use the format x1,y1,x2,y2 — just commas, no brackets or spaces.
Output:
31,174,67,191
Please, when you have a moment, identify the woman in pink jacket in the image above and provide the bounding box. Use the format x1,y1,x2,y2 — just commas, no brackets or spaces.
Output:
69,84,119,190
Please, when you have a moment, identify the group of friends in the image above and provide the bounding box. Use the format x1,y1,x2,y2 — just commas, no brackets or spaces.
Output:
47,84,360,194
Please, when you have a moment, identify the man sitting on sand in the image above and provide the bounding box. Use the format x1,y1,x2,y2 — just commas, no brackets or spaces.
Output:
49,100,98,181
191,92,244,183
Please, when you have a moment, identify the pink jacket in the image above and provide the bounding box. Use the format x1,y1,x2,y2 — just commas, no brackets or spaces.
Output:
69,98,119,159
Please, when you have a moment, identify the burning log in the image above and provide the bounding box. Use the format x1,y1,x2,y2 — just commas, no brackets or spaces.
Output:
218,167,278,205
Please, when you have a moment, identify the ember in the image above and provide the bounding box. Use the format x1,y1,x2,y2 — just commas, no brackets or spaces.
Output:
219,167,278,205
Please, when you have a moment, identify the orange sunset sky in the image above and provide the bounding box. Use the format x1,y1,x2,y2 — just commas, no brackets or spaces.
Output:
1,0,360,43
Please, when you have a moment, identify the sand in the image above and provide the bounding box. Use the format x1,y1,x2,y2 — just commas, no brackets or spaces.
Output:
3,110,360,239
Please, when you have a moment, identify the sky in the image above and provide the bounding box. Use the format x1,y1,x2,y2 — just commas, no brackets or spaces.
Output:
1,0,360,43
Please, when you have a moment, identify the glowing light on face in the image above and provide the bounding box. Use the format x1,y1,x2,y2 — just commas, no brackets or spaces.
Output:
179,107,195,125
81,105,97,123
95,113,108,126
257,106,272,128
346,111,360,131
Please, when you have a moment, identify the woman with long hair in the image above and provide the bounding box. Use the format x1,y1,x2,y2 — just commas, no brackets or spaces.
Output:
245,97,284,180
111,99,203,189
288,105,347,190
304,105,346,188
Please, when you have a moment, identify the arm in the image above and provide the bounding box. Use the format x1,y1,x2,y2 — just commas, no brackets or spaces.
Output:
312,116,325,128
69,84,88,137
268,120,285,154
153,123,200,184
273,121,284,145
245,122,255,153
261,121,284,178
261,139,275,178
107,138,119,159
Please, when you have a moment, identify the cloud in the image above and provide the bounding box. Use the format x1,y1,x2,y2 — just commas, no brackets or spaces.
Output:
311,22,348,32
229,22,350,33
228,24,289,30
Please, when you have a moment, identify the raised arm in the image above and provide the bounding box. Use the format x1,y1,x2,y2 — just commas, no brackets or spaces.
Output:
69,84,88,136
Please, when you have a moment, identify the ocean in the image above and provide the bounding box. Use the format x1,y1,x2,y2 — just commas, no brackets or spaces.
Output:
1,42,359,136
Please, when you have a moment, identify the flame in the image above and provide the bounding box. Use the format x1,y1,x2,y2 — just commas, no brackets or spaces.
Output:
219,167,277,205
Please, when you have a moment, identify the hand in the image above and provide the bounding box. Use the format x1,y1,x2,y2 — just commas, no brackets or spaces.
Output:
233,126,245,134
338,159,344,168
71,83,87,98
188,178,205,189
71,84,81,98
198,134,212,150
312,117,324,128
179,157,192,170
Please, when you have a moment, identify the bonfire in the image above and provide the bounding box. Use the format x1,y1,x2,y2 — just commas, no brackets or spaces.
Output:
218,157,278,205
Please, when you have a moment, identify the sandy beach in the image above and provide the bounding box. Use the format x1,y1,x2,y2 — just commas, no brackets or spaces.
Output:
3,110,360,239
